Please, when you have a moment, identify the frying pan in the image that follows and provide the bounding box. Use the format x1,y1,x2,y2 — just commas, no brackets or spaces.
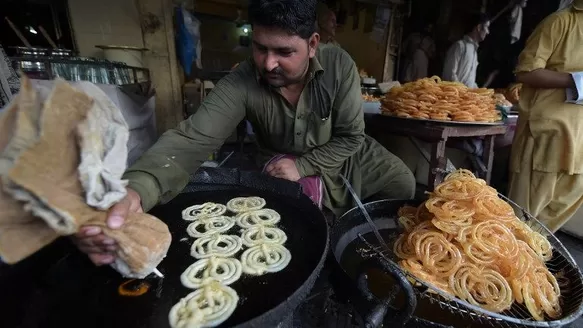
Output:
0,168,329,328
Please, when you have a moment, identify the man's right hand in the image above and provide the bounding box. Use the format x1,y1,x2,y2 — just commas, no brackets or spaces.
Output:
73,188,143,266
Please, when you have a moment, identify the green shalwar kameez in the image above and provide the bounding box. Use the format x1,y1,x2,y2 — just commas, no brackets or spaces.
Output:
124,44,415,216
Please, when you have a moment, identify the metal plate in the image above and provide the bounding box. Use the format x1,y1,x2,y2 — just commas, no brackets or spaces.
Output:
375,113,506,126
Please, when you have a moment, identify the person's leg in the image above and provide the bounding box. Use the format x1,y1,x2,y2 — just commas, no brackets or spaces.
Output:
358,137,416,201
508,166,583,234
539,173,583,232
262,154,323,209
507,130,562,225
508,169,555,220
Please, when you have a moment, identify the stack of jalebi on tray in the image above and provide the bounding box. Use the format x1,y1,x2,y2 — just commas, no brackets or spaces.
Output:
381,76,502,123
394,169,561,321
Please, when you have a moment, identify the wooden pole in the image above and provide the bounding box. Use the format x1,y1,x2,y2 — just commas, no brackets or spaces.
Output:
38,26,58,49
5,17,32,47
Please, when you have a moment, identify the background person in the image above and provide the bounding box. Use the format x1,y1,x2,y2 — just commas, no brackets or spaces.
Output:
508,0,583,232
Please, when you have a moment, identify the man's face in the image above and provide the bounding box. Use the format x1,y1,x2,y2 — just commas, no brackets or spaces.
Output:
477,21,490,42
323,12,337,36
252,25,319,88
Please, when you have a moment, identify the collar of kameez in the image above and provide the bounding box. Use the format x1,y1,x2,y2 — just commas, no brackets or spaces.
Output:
463,35,480,49
254,55,325,84
573,0,583,11
308,55,325,80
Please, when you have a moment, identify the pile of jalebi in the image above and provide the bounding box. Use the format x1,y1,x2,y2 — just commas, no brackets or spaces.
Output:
381,76,501,123
394,169,561,321
362,93,382,102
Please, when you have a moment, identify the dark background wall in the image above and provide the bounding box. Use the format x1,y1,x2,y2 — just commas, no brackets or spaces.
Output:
1,0,75,53
403,0,560,87
478,0,560,88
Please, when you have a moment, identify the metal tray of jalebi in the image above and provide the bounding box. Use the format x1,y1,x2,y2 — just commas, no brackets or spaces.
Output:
377,112,506,126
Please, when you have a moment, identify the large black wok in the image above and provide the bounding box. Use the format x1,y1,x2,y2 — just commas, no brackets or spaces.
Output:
0,168,329,328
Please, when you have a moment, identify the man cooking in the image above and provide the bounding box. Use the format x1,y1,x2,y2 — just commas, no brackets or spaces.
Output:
442,13,497,88
74,0,416,266
508,0,583,232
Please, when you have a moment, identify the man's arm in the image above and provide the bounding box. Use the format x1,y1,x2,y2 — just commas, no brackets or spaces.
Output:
516,69,575,89
442,42,462,82
294,56,365,177
515,12,568,89
123,70,248,211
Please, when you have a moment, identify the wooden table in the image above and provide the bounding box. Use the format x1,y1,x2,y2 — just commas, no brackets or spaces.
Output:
365,114,508,190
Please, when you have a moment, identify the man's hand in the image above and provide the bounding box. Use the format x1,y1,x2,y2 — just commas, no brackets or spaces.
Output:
265,158,301,182
73,188,143,266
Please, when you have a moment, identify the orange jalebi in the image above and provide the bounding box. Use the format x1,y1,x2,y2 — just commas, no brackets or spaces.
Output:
395,169,560,321
473,194,515,221
381,76,502,123
450,263,514,312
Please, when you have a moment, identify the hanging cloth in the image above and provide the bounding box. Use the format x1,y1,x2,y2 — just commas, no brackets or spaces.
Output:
509,5,524,44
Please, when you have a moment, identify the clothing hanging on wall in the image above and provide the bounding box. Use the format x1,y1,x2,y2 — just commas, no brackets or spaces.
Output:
509,4,524,44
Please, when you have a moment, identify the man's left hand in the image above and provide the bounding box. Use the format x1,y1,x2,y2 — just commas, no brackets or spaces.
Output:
265,158,301,182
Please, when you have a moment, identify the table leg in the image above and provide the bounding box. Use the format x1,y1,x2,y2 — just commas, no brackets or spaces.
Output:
428,139,447,191
482,135,495,184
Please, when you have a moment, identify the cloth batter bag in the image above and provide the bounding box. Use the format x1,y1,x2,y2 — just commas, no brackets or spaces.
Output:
0,79,58,263
0,78,171,278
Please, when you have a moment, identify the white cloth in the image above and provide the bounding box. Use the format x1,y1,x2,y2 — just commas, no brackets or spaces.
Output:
74,82,130,210
442,36,479,88
566,72,583,105
509,5,524,45
30,80,157,168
